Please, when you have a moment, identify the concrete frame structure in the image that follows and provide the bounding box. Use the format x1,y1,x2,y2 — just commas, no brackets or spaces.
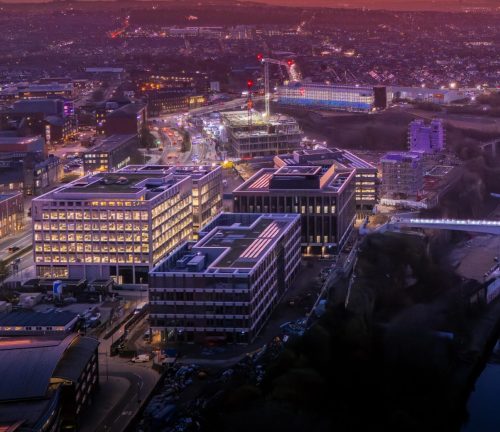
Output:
149,213,301,344
380,151,423,199
233,165,356,255
221,110,302,158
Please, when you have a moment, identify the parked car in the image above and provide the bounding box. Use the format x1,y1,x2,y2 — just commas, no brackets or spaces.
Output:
131,354,151,363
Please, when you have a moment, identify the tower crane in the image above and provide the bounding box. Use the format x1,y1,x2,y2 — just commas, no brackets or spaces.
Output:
257,54,302,119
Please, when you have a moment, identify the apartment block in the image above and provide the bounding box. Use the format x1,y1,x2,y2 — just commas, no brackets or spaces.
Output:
381,152,424,198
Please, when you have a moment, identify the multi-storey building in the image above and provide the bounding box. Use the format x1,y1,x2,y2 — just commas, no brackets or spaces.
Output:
32,171,193,283
145,88,206,116
221,111,302,158
277,83,387,112
104,103,147,136
380,152,423,198
83,134,138,173
233,165,356,255
0,137,63,196
149,213,301,344
120,164,222,232
408,119,445,153
274,146,378,215
0,192,24,239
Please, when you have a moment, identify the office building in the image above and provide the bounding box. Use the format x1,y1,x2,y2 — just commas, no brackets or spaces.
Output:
120,164,223,232
0,82,74,102
381,152,423,198
0,193,24,239
32,171,193,283
389,86,467,104
104,103,147,136
0,310,79,336
277,83,387,112
274,146,378,214
0,137,62,195
408,119,445,153
1,98,77,144
149,213,301,344
83,134,138,173
93,98,131,136
221,110,302,158
233,165,356,255
0,331,99,431
145,88,206,116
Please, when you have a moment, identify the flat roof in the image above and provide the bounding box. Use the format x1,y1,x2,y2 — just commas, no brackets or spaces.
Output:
281,82,375,92
221,110,298,128
87,134,136,154
0,193,22,202
0,136,43,145
425,165,454,177
35,171,190,201
152,213,299,275
277,146,376,170
381,152,422,163
0,311,78,328
120,164,221,181
234,166,354,194
107,103,145,118
274,166,321,176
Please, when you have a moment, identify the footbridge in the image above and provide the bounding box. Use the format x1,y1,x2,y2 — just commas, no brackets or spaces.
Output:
388,217,500,235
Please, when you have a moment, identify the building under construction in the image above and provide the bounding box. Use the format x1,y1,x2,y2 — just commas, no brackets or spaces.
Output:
221,110,302,159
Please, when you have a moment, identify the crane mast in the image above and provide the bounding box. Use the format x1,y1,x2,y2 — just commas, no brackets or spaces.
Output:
257,54,302,119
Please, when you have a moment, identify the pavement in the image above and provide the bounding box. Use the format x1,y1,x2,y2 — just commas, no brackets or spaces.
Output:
80,376,129,432
166,258,331,364
79,294,161,432
452,235,500,281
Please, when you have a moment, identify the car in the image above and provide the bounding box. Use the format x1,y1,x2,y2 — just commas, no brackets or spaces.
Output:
131,354,151,363
8,246,20,253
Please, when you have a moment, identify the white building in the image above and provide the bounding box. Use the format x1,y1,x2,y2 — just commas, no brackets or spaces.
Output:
408,119,445,153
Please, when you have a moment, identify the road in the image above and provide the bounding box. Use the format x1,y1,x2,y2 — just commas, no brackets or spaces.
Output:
80,297,160,432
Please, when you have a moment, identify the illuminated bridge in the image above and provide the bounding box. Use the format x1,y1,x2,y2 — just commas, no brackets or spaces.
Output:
389,218,500,235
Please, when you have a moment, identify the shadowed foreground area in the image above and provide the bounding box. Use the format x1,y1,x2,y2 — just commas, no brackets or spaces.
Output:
202,233,480,432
